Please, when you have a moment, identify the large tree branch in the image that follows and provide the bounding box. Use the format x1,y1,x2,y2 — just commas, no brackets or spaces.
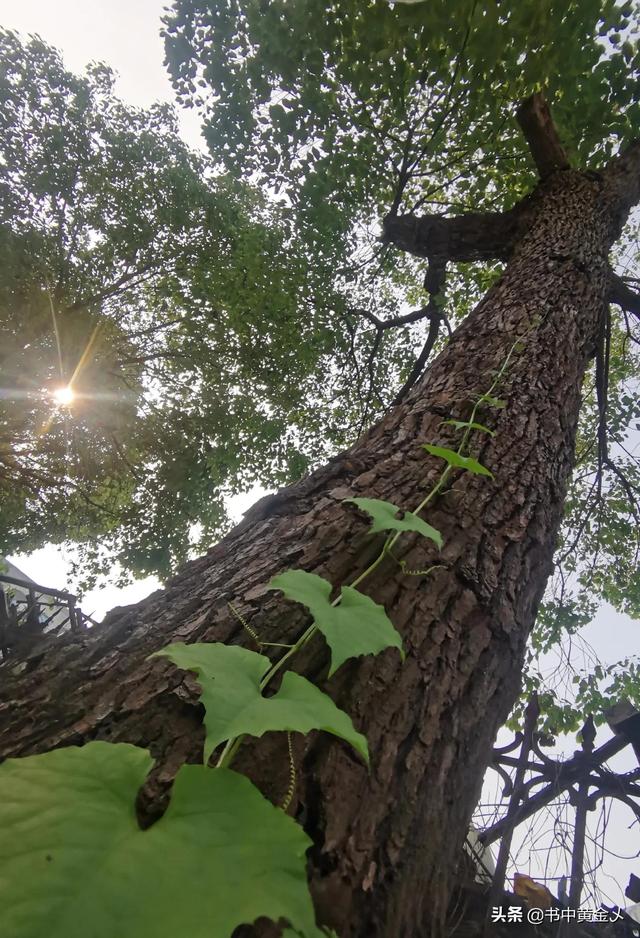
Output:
391,309,442,406
516,93,570,179
391,258,447,405
602,138,640,239
608,270,640,319
381,206,524,263
383,93,640,273
381,93,569,265
356,304,437,331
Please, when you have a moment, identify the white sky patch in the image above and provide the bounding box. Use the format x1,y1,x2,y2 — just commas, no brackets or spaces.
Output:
0,0,204,150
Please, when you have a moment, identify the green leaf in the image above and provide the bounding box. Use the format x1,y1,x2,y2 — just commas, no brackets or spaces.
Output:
282,926,339,938
441,419,495,437
269,570,404,677
421,444,493,478
345,496,442,548
0,742,325,938
153,642,368,763
482,396,507,409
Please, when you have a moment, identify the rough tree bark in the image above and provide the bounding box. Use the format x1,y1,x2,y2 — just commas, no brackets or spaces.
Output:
2,99,640,938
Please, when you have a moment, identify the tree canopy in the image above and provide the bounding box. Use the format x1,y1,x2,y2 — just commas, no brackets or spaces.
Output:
3,6,640,933
2,3,640,726
0,28,396,584
162,0,640,729
165,0,640,228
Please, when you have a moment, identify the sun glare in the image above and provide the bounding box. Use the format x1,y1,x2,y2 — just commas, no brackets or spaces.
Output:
52,385,75,406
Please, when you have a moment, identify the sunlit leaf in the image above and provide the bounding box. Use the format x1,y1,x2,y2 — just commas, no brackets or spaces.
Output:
152,642,368,763
441,419,495,436
345,496,442,547
269,570,404,677
421,444,493,478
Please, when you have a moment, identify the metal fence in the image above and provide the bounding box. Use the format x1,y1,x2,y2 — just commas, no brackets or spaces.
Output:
470,695,640,912
0,573,94,660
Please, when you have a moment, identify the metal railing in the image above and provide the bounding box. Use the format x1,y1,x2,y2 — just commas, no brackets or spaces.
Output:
473,695,640,912
0,573,94,659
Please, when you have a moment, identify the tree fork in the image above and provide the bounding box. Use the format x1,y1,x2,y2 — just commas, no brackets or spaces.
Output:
1,156,637,937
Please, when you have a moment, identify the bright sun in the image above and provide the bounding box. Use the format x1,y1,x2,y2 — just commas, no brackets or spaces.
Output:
52,385,75,406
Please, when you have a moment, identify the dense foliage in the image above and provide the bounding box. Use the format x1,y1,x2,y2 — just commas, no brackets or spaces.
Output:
162,0,640,728
165,0,640,225
2,0,640,726
0,29,408,583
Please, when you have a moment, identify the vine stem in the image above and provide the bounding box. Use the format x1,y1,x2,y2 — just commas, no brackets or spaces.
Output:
217,331,529,770
280,732,296,812
350,330,524,588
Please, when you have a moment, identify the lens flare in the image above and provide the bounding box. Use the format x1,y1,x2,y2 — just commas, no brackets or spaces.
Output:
52,385,75,406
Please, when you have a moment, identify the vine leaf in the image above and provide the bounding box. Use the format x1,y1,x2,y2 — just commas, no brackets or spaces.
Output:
269,570,404,677
0,742,326,938
152,642,368,764
421,443,494,478
480,395,506,408
345,497,442,547
440,419,495,436
282,926,339,938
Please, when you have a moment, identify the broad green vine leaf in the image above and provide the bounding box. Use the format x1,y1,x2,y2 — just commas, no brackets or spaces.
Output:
153,642,368,763
345,497,442,548
441,419,495,436
421,444,494,478
282,926,339,938
269,570,404,677
0,742,326,938
481,396,507,409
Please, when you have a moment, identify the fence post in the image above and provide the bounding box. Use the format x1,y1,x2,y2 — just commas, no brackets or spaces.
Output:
568,715,596,907
485,695,540,927
26,588,40,633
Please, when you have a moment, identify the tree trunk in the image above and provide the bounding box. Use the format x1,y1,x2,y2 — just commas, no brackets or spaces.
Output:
0,168,628,937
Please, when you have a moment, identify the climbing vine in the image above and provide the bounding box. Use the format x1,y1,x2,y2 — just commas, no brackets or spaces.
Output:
0,339,525,938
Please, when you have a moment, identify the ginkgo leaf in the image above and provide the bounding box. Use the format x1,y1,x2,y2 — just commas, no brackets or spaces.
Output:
153,642,368,763
421,444,493,478
345,496,442,548
0,742,326,938
269,570,404,677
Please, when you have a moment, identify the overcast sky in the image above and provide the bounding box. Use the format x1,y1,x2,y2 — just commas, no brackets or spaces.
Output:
0,0,202,141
